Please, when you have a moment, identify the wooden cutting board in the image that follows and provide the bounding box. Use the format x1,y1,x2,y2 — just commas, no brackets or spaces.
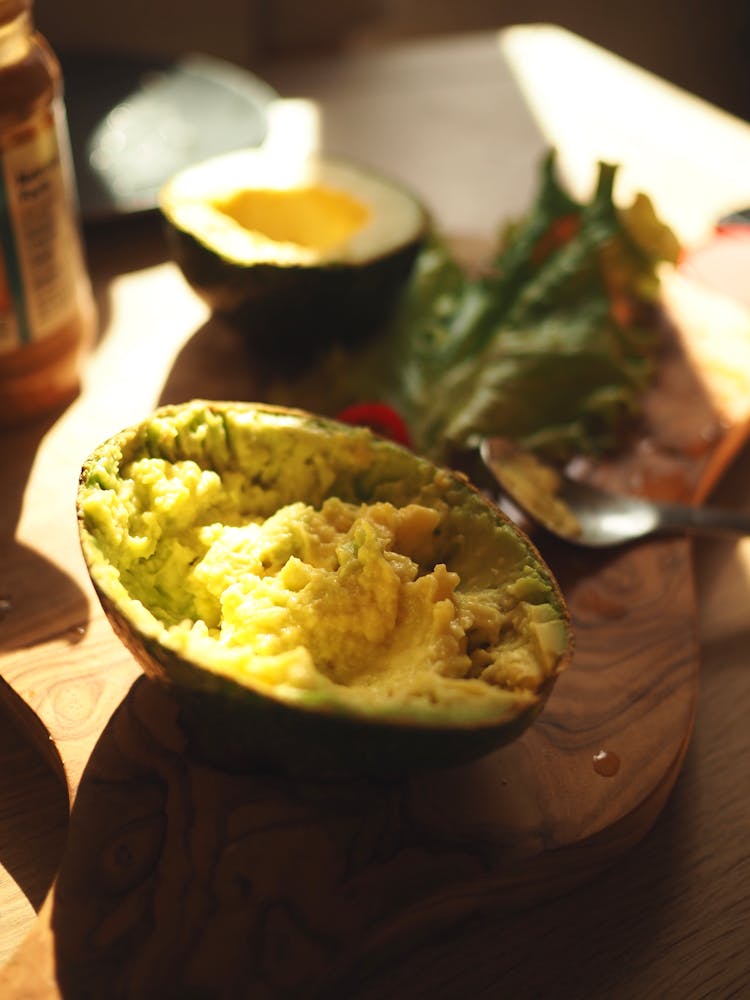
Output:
1,255,749,997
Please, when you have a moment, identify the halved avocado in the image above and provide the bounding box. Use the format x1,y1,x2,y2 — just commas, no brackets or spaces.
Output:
159,151,428,357
77,400,572,776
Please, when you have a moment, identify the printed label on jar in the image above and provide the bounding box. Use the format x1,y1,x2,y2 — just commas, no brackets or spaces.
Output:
0,112,80,355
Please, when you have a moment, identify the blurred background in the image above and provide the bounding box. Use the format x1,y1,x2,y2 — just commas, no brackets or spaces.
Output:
33,0,750,123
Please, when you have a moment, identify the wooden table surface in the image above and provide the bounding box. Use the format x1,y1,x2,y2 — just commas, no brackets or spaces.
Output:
2,24,750,998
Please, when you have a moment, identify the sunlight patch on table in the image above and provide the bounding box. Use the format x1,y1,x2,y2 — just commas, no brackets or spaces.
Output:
261,97,322,183
498,24,750,246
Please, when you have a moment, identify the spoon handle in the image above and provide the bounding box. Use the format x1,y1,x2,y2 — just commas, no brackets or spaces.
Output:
657,501,750,539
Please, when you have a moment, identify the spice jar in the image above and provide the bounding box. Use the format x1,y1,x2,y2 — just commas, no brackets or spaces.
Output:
0,0,95,426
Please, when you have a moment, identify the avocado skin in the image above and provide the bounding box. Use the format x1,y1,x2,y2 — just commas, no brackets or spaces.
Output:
174,683,548,778
165,224,424,362
95,579,550,778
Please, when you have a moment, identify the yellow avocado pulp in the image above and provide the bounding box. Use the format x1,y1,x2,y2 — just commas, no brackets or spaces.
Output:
81,450,568,722
213,185,371,253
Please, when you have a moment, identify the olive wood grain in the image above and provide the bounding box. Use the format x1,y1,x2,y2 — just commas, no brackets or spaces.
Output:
1,209,748,996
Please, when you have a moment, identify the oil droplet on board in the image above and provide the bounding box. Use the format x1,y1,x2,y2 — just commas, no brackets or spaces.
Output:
593,749,620,777
0,595,12,620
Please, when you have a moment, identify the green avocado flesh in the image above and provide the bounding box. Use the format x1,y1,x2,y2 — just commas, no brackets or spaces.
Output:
78,402,570,770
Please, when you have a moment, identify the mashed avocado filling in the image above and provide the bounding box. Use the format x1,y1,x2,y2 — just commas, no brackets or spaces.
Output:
79,408,569,728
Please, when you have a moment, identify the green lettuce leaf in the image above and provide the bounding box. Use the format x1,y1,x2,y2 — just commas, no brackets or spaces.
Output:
368,152,678,460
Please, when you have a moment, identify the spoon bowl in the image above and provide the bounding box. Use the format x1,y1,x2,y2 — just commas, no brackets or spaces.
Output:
480,437,750,548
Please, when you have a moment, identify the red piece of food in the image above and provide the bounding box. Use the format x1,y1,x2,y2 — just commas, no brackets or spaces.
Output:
336,402,412,446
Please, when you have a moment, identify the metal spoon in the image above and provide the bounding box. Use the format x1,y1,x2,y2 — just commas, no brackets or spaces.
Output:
480,437,750,548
